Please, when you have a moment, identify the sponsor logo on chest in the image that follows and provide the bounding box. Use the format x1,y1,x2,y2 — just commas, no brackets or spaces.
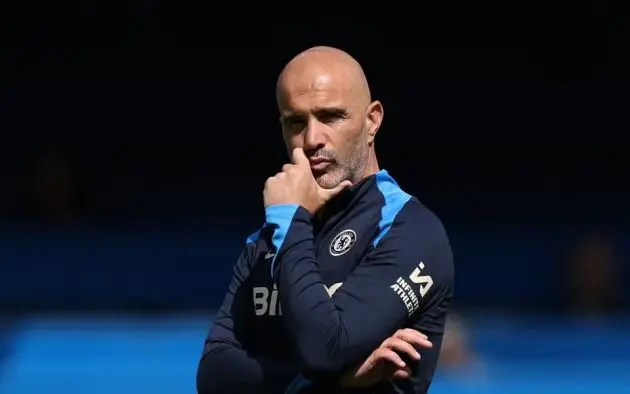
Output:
253,282,344,316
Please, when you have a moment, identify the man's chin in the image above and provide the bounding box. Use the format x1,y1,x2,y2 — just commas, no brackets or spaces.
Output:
315,172,344,190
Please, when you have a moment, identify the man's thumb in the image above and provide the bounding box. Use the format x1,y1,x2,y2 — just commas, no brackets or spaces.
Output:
322,180,352,199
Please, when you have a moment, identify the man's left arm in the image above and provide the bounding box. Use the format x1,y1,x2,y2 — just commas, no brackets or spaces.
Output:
267,202,454,374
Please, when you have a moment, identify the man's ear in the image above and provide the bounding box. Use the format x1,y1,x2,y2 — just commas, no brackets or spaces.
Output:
365,100,384,145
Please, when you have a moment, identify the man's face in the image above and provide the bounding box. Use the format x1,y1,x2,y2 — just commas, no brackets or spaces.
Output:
278,73,369,189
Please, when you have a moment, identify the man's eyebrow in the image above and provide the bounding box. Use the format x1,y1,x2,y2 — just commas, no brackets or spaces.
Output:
314,107,350,117
282,106,350,120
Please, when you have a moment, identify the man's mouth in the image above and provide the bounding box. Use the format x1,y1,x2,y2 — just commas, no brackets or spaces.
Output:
309,158,332,171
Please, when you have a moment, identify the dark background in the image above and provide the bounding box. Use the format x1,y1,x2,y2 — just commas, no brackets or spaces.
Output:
0,2,628,393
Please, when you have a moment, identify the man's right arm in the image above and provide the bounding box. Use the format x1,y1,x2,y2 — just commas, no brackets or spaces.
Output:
196,245,265,394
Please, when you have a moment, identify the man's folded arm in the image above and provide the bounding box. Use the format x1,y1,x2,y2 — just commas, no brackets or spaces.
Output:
266,203,454,373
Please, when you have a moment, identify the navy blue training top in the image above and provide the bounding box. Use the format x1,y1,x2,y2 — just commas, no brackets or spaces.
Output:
197,170,454,394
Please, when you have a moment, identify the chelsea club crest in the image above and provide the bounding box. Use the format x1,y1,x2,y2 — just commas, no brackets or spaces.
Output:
329,229,357,256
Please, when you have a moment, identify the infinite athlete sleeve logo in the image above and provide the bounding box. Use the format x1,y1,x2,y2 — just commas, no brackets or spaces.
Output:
390,262,434,316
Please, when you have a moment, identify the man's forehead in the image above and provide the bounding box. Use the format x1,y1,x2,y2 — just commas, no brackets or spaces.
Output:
282,70,351,94
278,72,356,110
276,47,371,111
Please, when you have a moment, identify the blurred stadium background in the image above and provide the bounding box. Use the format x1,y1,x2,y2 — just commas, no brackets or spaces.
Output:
1,3,628,394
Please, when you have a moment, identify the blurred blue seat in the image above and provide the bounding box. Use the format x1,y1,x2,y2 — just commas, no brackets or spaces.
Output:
1,314,628,394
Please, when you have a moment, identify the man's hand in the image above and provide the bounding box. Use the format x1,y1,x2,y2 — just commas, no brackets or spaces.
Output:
263,148,352,214
340,329,433,388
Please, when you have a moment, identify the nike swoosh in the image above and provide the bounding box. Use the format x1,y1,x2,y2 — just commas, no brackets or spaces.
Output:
265,251,275,259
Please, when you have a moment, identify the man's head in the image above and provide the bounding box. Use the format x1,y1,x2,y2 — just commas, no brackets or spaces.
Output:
276,46,384,189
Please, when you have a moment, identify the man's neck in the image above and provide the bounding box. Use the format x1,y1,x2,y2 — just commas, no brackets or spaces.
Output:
358,148,380,184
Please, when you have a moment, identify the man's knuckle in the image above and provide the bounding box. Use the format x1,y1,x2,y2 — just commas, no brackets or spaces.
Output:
379,348,393,358
382,337,394,347
374,348,386,358
393,339,408,349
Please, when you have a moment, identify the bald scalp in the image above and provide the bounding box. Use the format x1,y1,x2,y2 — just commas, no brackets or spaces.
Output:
276,46,372,109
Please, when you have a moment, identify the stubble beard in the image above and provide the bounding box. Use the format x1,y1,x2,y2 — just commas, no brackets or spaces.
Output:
315,137,368,189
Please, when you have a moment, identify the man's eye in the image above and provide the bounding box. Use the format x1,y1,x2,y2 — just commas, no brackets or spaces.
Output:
288,120,305,128
320,112,346,124
331,115,345,122
284,119,305,133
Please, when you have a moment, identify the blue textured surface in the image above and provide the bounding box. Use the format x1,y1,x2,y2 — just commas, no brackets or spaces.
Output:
0,314,628,394
0,226,629,310
0,315,205,394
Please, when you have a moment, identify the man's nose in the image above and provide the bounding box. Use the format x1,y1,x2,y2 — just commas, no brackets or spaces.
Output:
303,119,327,151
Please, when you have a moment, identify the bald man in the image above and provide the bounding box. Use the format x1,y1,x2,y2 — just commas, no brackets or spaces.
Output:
197,47,454,394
